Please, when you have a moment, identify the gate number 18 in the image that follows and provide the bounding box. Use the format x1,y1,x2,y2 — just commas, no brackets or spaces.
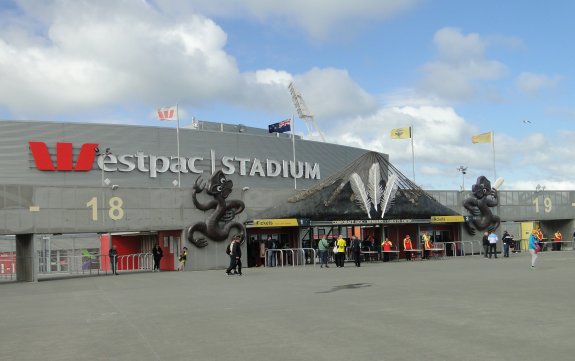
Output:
86,196,125,221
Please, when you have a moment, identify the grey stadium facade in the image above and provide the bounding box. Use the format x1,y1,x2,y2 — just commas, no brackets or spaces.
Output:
0,120,573,281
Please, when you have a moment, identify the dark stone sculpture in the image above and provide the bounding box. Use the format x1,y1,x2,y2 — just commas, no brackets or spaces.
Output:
187,170,246,248
463,176,500,235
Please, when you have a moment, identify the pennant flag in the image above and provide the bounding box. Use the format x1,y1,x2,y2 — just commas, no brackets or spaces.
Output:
156,106,178,121
472,132,492,143
390,126,412,139
268,119,291,133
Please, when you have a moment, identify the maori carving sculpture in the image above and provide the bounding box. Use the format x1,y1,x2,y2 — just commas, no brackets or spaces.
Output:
187,170,246,248
463,176,501,235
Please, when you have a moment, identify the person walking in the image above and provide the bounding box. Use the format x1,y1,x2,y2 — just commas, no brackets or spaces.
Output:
350,235,362,267
502,231,513,258
317,235,330,268
482,232,489,258
382,237,393,262
177,247,188,271
109,244,119,275
488,231,498,259
336,235,346,267
528,230,540,269
152,243,163,272
226,236,242,276
403,235,413,261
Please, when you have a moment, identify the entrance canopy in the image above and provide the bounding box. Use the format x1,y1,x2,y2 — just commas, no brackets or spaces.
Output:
252,152,459,222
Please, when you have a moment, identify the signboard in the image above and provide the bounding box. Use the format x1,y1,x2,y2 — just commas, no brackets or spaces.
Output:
431,215,465,223
324,219,424,225
251,219,299,227
431,215,477,223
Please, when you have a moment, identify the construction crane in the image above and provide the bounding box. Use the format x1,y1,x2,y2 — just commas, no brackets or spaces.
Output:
288,82,326,142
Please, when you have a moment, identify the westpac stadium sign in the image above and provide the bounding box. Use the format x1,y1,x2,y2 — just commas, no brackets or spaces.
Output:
28,141,321,180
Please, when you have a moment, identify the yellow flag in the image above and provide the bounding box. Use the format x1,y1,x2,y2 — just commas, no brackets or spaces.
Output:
472,132,492,143
390,127,412,139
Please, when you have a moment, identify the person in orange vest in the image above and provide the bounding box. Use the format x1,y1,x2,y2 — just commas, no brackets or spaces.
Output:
536,228,544,251
381,237,393,262
553,230,562,251
422,232,432,260
403,235,413,261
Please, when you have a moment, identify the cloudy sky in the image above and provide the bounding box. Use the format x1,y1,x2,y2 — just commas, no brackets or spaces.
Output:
1,0,574,190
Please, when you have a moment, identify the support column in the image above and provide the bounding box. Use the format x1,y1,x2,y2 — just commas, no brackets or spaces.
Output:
16,234,36,282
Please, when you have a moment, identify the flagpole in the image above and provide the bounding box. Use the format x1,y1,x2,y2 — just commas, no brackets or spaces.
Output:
492,130,496,181
291,116,297,190
176,104,181,188
410,125,415,183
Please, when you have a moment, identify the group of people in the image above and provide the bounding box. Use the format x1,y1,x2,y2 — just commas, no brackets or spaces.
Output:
482,230,518,258
527,228,564,269
315,232,438,267
105,227,567,275
316,234,350,268
482,231,500,259
401,233,433,260
481,227,567,269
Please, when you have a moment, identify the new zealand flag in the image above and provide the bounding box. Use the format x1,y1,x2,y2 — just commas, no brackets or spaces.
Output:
268,119,291,133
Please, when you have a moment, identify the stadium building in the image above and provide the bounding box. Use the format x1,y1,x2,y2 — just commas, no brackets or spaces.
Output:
0,120,573,281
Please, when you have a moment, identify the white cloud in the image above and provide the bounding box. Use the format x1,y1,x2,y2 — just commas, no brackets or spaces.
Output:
291,68,379,120
419,27,507,102
0,1,377,119
157,0,420,39
516,72,561,94
322,104,491,189
322,102,575,190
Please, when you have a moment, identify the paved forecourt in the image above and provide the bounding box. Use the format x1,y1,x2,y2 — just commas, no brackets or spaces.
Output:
1,252,574,361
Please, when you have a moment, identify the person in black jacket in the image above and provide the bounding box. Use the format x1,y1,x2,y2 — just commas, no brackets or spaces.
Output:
152,243,163,271
351,235,362,267
109,244,119,275
226,236,242,276
502,231,513,258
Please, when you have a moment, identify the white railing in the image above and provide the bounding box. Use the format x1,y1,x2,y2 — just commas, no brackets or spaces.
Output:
265,248,317,267
117,253,153,271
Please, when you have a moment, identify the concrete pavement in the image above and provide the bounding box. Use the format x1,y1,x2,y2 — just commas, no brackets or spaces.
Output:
1,251,574,361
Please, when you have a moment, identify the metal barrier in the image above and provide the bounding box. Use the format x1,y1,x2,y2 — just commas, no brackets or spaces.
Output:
118,253,152,271
458,241,476,256
443,242,458,257
283,249,295,267
539,241,575,252
471,240,483,256
265,249,284,267
300,248,317,266
265,248,317,267
3,252,153,281
428,243,445,259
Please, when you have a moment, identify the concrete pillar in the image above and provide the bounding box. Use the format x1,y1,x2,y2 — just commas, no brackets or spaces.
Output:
16,234,36,282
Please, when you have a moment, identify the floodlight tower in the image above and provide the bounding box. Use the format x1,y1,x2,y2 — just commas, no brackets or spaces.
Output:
288,82,326,142
457,165,468,191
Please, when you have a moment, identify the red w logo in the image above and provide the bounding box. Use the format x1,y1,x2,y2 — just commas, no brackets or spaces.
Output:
156,106,178,121
29,142,99,171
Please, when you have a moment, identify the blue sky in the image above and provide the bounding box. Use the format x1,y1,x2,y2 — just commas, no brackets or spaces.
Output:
1,0,574,190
